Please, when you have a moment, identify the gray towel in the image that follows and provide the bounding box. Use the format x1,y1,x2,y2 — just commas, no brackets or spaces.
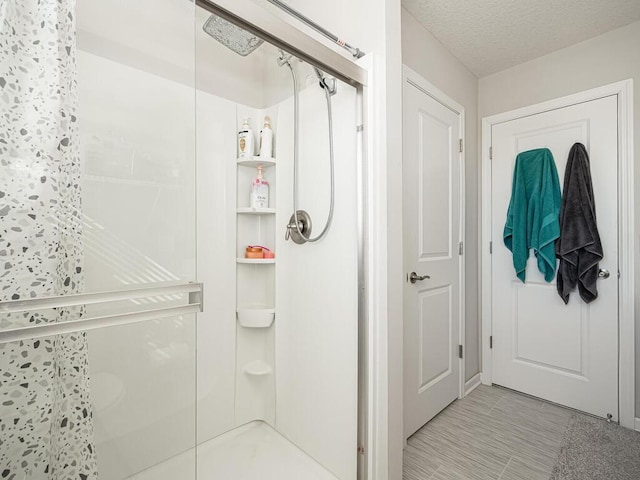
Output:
556,143,603,304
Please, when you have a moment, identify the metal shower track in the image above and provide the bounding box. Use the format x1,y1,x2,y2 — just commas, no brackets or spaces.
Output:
196,0,367,87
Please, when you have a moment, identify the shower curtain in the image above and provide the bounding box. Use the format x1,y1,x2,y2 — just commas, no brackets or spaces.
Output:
0,0,98,478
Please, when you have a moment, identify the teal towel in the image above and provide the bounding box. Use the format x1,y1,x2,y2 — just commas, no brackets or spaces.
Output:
503,148,561,282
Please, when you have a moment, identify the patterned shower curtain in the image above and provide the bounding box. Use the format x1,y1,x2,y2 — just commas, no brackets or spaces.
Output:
0,0,98,478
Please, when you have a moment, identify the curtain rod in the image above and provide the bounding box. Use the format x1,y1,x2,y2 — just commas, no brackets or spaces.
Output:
264,0,365,59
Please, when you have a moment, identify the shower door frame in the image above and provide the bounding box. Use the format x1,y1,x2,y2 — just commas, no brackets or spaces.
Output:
196,1,371,478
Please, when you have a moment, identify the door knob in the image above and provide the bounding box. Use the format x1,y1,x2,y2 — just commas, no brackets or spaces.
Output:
409,272,430,284
598,268,610,279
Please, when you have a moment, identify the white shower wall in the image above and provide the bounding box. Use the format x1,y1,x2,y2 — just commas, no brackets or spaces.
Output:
195,90,238,442
274,84,359,480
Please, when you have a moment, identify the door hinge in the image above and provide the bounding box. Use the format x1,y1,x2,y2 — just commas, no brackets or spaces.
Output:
458,345,463,359
490,335,493,349
489,146,493,160
357,445,365,455
458,241,464,255
489,241,493,254
459,138,463,153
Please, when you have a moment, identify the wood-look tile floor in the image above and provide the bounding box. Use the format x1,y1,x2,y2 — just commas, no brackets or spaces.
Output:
403,385,573,480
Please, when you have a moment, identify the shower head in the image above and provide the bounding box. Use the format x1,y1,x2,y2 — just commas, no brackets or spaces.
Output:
202,15,264,56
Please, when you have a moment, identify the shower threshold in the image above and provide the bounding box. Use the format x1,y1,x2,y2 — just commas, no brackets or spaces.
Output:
129,421,340,480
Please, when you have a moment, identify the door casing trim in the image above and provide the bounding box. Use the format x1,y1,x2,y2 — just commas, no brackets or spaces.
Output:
402,65,467,434
480,79,635,429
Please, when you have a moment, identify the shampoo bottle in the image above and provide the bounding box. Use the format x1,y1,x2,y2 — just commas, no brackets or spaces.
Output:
238,117,254,158
259,116,273,158
250,166,269,209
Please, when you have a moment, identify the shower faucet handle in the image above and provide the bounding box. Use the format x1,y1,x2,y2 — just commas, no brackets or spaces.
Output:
285,210,313,245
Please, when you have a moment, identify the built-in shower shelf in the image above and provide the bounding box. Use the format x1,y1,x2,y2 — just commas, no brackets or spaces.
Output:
243,360,272,377
237,156,276,168
237,306,275,328
236,258,276,264
235,128,277,418
236,207,276,215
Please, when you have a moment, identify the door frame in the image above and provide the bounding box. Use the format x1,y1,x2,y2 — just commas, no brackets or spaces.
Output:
480,80,635,429
402,65,467,403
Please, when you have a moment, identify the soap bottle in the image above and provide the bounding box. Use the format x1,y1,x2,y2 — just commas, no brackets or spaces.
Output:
238,117,254,158
250,166,269,208
259,116,273,158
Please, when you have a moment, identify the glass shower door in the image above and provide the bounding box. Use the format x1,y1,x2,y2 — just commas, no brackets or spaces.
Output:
0,0,199,479
191,3,363,477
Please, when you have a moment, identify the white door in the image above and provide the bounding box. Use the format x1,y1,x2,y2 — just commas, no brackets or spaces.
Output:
403,73,463,438
490,95,618,420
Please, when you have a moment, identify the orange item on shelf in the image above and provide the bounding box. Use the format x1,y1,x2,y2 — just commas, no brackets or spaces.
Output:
245,246,264,259
245,245,275,259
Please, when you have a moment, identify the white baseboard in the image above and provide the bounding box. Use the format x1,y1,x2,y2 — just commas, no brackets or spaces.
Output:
464,373,482,396
635,417,640,432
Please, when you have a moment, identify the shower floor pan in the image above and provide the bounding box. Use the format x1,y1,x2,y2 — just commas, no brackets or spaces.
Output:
129,421,340,480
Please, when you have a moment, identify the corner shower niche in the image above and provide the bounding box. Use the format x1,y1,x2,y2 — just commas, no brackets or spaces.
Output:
235,108,277,426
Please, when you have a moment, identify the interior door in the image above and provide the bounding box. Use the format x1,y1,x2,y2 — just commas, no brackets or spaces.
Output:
403,76,462,438
490,95,618,420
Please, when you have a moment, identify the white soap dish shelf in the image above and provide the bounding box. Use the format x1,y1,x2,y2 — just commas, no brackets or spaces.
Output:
237,306,275,328
243,360,272,377
237,156,276,168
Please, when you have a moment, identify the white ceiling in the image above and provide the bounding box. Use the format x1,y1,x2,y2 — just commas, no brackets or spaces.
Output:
402,0,640,77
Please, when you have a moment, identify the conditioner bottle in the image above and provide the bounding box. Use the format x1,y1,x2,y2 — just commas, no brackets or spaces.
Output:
238,117,254,158
259,115,273,158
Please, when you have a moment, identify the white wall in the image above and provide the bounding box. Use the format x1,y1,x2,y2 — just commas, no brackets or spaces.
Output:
401,8,481,382
275,76,359,480
76,0,195,87
479,20,640,416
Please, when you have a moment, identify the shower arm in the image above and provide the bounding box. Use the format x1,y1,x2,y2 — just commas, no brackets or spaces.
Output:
264,0,365,59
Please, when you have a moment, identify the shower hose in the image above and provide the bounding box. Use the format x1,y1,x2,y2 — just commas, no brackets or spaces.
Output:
283,60,335,243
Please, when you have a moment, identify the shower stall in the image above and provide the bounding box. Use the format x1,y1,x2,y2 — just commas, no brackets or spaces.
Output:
0,0,367,479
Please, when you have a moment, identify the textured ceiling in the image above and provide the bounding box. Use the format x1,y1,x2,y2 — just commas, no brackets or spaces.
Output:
402,0,640,77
